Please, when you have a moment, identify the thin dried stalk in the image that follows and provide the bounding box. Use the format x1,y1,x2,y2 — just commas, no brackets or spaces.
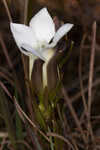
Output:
0,88,17,149
0,33,23,98
2,0,12,22
0,71,14,86
88,21,96,141
0,81,12,99
47,132,75,150
79,33,88,113
62,87,87,144
0,34,13,70
24,0,29,24
71,78,100,103
14,97,50,143
16,140,33,150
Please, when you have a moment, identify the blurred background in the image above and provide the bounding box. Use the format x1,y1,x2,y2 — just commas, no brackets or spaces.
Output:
0,0,100,149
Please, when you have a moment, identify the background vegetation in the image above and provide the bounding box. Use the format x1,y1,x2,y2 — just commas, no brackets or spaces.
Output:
0,0,100,149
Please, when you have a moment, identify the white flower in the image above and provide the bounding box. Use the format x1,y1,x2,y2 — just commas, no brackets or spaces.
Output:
10,7,73,84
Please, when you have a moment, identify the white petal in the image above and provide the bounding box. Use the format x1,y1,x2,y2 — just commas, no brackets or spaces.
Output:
47,23,74,48
29,8,55,43
21,43,46,61
10,23,38,55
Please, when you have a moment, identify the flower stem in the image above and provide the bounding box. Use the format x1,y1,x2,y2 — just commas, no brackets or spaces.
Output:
42,48,54,88
42,61,48,88
29,54,37,80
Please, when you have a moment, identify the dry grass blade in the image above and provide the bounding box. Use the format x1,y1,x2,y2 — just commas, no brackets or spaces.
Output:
88,21,96,141
47,132,75,150
0,67,12,78
88,21,96,118
0,33,13,70
1,139,33,150
0,71,14,86
0,81,12,99
62,87,87,144
71,78,100,103
16,140,33,150
0,33,23,98
79,33,88,113
2,0,12,22
14,97,50,143
24,0,29,24
63,114,79,150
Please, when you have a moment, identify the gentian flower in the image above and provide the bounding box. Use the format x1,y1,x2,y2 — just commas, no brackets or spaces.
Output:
10,7,73,86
